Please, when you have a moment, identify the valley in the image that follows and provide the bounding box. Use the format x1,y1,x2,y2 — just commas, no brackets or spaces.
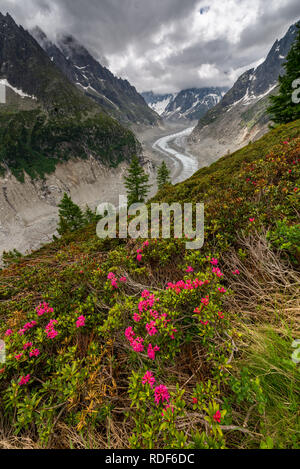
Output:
0,119,199,259
0,3,299,451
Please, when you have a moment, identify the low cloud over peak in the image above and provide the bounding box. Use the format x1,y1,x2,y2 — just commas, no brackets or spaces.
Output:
1,0,299,93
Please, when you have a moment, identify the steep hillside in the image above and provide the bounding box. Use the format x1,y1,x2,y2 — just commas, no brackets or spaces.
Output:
0,13,139,181
31,27,159,126
189,22,299,162
142,87,227,121
0,119,299,449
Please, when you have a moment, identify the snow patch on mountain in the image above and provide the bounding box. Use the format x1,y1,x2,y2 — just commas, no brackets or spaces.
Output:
150,94,176,115
0,78,37,100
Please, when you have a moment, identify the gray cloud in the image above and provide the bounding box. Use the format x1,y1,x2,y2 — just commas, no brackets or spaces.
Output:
0,0,299,93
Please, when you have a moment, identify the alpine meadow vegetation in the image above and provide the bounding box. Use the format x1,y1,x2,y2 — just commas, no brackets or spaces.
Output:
0,119,299,449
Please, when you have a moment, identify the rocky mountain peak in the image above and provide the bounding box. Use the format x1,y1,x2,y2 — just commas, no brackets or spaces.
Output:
142,87,228,121
32,28,159,125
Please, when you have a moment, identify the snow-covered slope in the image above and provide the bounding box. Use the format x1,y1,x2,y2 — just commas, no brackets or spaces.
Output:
0,78,37,100
142,87,228,121
141,91,176,116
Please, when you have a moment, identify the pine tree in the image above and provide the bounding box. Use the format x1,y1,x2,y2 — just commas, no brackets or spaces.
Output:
124,156,151,206
268,25,300,124
157,161,171,190
84,205,101,224
57,193,84,235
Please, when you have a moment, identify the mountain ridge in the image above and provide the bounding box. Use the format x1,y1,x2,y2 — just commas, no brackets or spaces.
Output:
142,87,228,121
188,21,299,162
31,26,159,126
0,12,140,181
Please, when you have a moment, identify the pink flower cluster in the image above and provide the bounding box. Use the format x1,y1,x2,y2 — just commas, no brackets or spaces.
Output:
36,302,54,317
201,296,209,306
213,410,222,423
107,272,118,288
142,370,155,388
185,266,194,273
132,337,145,353
125,288,178,360
200,320,209,326
167,278,210,295
136,240,150,262
107,272,127,289
125,326,160,359
141,372,170,409
232,269,240,275
29,348,40,358
23,342,33,350
125,327,145,352
147,343,160,360
154,384,170,406
18,321,37,336
15,342,40,361
5,329,13,336
45,319,58,339
19,374,30,386
138,291,158,314
146,320,158,336
212,267,224,278
76,315,85,328
125,326,135,341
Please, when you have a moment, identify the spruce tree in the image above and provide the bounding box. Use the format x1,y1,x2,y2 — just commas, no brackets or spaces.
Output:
157,161,171,190
268,25,300,124
84,205,101,224
124,156,151,205
57,193,84,235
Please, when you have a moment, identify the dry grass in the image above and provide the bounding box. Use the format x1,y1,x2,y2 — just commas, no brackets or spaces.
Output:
0,436,38,449
223,230,300,330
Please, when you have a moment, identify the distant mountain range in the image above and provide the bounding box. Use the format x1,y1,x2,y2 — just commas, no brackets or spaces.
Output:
31,27,159,126
142,87,228,121
189,21,299,162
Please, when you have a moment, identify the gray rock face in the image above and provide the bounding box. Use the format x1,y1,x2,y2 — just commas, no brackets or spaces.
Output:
189,21,299,161
193,22,299,133
0,12,140,181
31,27,159,126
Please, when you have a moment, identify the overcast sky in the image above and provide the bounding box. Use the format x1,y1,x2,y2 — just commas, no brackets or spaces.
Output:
1,0,299,93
